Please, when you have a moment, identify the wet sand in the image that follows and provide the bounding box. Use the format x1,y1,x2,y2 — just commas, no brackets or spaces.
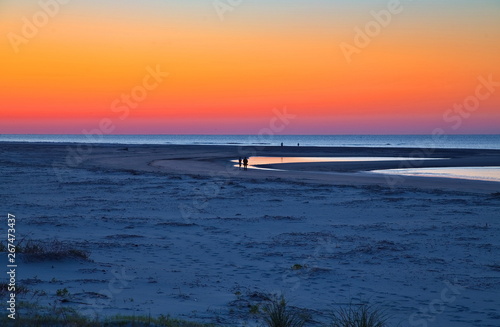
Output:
75,143,500,193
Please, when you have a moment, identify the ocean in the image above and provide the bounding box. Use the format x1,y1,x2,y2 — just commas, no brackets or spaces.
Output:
0,134,499,150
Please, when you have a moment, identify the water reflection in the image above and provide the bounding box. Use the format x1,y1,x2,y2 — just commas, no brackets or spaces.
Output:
231,156,446,171
372,167,500,182
233,156,444,166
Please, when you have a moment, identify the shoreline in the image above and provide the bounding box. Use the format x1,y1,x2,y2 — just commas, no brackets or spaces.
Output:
2,142,499,193
88,143,500,194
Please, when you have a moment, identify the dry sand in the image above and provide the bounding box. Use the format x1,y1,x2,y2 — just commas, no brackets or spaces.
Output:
1,142,499,326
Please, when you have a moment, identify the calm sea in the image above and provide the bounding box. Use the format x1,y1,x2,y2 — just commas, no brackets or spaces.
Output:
0,134,499,150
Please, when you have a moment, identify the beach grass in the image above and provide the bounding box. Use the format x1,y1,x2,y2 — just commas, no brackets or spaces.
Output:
15,238,90,262
330,304,390,327
1,302,216,327
2,292,398,326
263,296,307,327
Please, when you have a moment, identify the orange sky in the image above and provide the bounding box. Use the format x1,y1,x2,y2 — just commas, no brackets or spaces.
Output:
1,0,499,134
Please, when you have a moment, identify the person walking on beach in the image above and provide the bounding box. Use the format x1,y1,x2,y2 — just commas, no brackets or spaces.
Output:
238,157,242,169
243,157,248,170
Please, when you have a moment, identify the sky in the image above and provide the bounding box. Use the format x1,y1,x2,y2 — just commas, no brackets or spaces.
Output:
1,0,499,134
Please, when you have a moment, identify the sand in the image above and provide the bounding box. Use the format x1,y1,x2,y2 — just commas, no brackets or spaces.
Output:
1,142,499,326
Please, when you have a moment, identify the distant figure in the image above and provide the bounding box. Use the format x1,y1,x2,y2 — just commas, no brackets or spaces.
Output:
243,157,248,170
238,157,242,169
297,143,300,146
281,142,283,147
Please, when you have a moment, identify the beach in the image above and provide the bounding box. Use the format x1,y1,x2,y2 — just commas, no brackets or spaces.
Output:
1,142,499,326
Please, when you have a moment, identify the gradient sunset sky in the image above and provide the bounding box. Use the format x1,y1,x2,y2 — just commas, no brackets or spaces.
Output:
1,0,499,134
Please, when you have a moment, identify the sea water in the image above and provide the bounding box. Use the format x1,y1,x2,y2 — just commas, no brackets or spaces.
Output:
1,134,499,150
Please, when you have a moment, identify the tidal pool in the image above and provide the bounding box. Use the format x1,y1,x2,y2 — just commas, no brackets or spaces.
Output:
231,156,446,170
371,166,500,182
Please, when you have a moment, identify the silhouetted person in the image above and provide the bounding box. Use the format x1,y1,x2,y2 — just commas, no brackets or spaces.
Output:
243,157,248,170
297,143,300,146
238,157,242,169
281,142,283,147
